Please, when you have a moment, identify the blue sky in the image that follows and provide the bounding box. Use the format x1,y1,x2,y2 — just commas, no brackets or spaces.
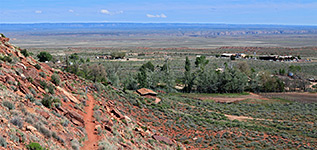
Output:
0,0,317,25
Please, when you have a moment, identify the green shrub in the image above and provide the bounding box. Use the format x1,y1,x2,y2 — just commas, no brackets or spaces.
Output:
25,94,35,102
39,72,46,78
21,49,30,57
0,136,7,148
37,52,52,62
26,142,44,150
34,64,41,70
39,80,48,89
48,84,55,94
27,77,34,83
3,101,15,110
41,95,53,108
0,33,6,38
51,74,60,86
0,56,12,63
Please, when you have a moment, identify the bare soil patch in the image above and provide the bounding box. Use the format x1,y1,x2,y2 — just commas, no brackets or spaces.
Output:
261,92,317,103
193,92,270,103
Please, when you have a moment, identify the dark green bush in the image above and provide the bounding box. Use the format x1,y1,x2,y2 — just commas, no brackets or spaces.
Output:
21,49,30,57
27,77,34,83
41,95,53,108
0,56,12,63
39,80,48,89
34,64,41,70
39,72,46,78
37,52,52,62
48,84,55,94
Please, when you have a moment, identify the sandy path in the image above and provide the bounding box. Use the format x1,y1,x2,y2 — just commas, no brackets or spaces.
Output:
82,94,99,150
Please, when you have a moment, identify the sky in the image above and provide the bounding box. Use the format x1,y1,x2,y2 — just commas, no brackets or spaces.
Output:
0,0,317,25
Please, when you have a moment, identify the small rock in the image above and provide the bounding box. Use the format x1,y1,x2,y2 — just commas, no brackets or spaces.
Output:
95,125,101,131
0,118,8,124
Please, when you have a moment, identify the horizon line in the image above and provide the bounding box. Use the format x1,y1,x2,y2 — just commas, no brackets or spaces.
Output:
0,21,317,27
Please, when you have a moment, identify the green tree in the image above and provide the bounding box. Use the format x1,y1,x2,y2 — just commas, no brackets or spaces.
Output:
196,69,219,93
140,61,155,72
37,52,52,62
69,53,79,61
260,72,284,92
137,61,155,88
195,55,209,68
183,57,193,93
236,61,251,76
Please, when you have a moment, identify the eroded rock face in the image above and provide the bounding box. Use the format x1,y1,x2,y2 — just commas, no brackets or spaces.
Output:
36,110,50,120
152,135,173,145
65,110,85,126
5,75,16,84
19,84,30,95
56,86,80,104
24,68,39,80
110,109,124,119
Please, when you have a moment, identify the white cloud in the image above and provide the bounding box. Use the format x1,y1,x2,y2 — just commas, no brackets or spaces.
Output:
35,10,42,14
160,14,167,18
69,9,74,13
100,9,111,14
100,9,123,15
146,13,167,18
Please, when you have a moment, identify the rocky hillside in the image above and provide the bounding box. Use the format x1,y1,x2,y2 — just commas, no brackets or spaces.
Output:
0,34,182,149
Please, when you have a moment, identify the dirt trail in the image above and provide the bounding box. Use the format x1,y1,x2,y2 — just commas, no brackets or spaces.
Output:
190,92,270,103
82,94,99,150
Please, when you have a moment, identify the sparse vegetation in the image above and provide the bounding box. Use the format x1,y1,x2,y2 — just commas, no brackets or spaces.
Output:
0,136,7,148
3,101,15,110
51,74,60,86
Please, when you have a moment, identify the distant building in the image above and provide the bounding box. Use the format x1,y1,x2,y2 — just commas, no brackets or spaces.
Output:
221,53,236,57
259,55,278,61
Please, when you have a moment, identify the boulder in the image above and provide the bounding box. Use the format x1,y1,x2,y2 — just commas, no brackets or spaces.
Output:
154,97,161,104
26,125,37,133
56,86,80,104
0,118,8,124
71,118,82,126
110,109,124,119
136,88,157,96
104,124,113,133
65,110,84,125
95,125,101,131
